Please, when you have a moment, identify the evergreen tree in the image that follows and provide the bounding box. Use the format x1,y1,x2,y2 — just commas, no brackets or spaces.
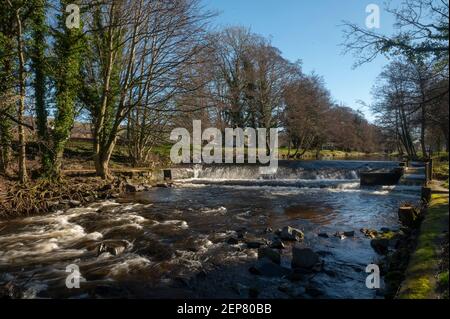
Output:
31,0,51,174
50,0,84,177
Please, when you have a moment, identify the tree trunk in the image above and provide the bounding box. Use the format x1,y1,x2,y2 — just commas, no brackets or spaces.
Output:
420,104,427,157
94,140,115,180
0,117,12,174
32,0,51,174
94,155,111,180
15,7,28,184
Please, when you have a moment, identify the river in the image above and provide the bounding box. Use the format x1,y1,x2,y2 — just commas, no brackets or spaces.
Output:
0,160,421,299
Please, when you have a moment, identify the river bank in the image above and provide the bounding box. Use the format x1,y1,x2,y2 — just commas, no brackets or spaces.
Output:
397,187,449,299
0,174,169,219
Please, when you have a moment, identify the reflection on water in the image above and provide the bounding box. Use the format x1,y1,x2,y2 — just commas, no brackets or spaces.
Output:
0,161,420,299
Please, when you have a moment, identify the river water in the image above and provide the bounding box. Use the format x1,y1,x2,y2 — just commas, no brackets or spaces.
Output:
0,161,421,299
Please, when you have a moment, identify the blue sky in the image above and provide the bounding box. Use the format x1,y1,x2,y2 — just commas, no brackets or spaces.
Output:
202,0,400,121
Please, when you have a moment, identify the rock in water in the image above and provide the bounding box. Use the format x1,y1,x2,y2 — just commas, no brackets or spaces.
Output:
258,247,281,264
334,232,346,240
245,237,266,249
291,246,320,269
343,231,355,237
360,228,378,239
279,226,304,241
97,240,130,256
249,258,290,277
125,183,145,193
370,238,390,255
270,239,285,249
398,206,419,227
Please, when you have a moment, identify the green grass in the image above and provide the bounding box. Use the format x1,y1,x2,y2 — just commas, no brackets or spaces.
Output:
439,270,449,288
275,147,383,159
397,194,449,299
432,153,449,189
154,143,384,160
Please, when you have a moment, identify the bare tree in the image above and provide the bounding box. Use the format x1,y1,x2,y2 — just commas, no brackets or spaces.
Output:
283,74,331,157
80,0,213,178
342,0,449,67
7,0,29,183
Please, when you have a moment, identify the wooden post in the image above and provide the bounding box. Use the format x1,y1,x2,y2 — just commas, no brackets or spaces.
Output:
428,158,433,181
398,205,418,227
163,169,172,181
421,186,432,203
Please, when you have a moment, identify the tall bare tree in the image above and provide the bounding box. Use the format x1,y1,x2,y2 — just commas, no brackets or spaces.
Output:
80,0,212,178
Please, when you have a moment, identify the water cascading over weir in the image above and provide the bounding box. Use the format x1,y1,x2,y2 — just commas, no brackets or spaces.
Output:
165,160,407,190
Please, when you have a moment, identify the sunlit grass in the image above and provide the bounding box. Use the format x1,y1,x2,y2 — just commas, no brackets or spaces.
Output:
398,194,449,299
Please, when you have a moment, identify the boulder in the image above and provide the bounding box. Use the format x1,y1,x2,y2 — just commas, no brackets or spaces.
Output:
343,231,355,237
360,228,378,239
245,237,266,249
370,238,390,255
125,183,145,193
249,258,290,277
270,239,285,249
258,247,281,264
398,206,419,227
279,226,304,241
97,240,130,256
334,232,346,240
291,246,321,269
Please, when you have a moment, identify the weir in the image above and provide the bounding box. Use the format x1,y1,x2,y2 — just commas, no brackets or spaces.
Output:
167,160,399,181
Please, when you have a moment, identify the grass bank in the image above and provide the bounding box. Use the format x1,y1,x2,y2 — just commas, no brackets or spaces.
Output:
397,193,449,299
433,154,449,189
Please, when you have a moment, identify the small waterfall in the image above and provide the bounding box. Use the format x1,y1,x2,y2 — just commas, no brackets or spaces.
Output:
193,164,202,179
171,160,400,184
189,165,360,181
